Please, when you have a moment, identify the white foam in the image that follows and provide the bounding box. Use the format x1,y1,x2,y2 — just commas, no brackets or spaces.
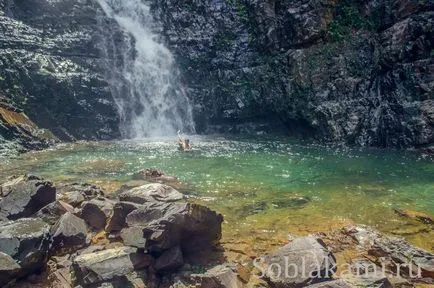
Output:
97,0,195,139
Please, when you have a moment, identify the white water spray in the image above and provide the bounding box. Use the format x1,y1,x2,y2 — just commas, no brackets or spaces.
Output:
97,0,195,139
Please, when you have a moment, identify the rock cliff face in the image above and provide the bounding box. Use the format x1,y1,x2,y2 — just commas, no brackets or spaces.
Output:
150,0,434,147
0,0,433,149
0,92,57,156
0,0,120,145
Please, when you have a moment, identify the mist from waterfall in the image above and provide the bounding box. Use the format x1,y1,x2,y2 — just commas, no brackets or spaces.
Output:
97,0,195,139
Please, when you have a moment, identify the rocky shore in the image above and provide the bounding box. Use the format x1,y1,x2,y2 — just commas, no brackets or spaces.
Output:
0,94,57,156
0,174,432,288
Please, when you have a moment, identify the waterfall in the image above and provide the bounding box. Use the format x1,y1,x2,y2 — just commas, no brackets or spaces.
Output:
97,0,195,139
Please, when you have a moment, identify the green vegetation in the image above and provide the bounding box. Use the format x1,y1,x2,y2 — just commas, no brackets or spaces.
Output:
182,2,197,12
327,0,379,42
191,264,206,274
225,0,260,47
256,51,281,66
215,33,236,49
226,0,249,22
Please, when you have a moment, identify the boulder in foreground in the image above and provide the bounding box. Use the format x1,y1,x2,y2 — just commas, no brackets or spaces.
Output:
125,201,223,253
0,252,21,286
120,183,184,204
0,175,56,220
34,200,75,225
80,198,114,230
51,212,88,253
120,226,147,249
105,201,141,233
72,246,154,286
155,245,184,272
191,264,243,288
260,236,337,288
57,183,105,205
0,218,50,278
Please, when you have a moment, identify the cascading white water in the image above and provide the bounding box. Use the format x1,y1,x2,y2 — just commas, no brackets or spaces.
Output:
97,0,195,139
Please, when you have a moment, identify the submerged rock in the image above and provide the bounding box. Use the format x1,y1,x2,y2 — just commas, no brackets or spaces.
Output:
394,208,434,225
0,218,50,277
260,236,337,288
132,169,178,183
125,202,223,253
343,259,393,288
271,196,311,209
0,175,56,220
236,201,267,218
51,212,88,253
72,246,154,287
370,236,434,280
345,225,434,280
133,168,165,179
120,183,184,204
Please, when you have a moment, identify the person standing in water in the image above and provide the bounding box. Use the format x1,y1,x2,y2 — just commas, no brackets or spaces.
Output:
178,131,191,152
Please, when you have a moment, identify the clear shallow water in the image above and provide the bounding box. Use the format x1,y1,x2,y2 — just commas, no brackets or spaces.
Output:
1,136,433,252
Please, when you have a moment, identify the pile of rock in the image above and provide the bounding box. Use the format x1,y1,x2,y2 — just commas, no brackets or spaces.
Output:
0,175,224,287
1,175,433,288
257,236,338,287
256,231,434,288
344,225,434,281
